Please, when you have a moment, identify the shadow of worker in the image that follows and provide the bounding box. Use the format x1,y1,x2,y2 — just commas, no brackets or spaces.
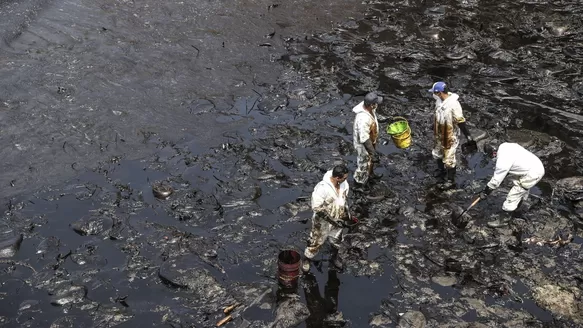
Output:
303,269,346,327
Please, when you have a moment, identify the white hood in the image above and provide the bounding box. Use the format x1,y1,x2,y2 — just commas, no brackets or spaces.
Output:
321,170,349,193
322,170,334,187
437,93,459,108
312,170,349,220
352,101,366,114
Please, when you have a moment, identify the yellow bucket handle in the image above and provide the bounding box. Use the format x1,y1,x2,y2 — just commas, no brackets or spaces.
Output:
386,116,411,136
390,116,408,123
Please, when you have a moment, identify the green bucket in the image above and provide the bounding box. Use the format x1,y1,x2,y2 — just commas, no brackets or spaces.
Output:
386,121,409,135
386,116,412,149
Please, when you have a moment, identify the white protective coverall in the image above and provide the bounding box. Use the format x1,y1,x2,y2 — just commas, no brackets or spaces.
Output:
432,93,466,168
352,101,379,184
487,142,545,212
304,170,350,260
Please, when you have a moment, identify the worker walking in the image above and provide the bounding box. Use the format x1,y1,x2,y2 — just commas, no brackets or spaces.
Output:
428,82,474,189
302,164,354,273
479,141,545,227
352,92,383,190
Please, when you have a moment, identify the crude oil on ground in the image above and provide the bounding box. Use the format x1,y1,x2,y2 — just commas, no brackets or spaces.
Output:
1,0,583,327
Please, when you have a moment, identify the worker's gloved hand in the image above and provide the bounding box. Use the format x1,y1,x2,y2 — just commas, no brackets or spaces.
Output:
317,211,336,226
328,215,345,228
458,122,474,142
480,186,493,200
342,216,359,228
364,139,380,163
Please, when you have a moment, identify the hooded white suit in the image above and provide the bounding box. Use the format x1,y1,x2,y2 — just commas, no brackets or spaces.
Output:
432,93,466,168
487,142,545,211
352,101,379,184
304,170,350,259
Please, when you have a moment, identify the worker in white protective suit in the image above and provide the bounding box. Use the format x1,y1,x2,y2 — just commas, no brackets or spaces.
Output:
302,164,356,273
479,141,545,228
428,82,474,190
352,92,382,190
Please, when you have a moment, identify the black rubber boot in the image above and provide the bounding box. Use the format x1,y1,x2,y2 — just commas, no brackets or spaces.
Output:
353,182,370,194
369,172,384,181
487,212,513,228
513,200,525,215
434,159,446,178
511,201,527,220
353,181,365,192
438,167,456,190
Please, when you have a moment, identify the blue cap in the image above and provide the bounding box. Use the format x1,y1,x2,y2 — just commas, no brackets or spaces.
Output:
428,81,446,93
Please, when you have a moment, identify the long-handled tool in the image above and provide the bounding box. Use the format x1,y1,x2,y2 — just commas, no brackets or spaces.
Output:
453,196,481,224
223,302,241,314
217,288,271,327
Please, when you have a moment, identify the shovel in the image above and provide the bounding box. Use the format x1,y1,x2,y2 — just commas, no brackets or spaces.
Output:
453,196,481,226
217,288,271,327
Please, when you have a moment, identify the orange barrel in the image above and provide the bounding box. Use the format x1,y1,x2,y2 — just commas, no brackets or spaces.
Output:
277,249,301,288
